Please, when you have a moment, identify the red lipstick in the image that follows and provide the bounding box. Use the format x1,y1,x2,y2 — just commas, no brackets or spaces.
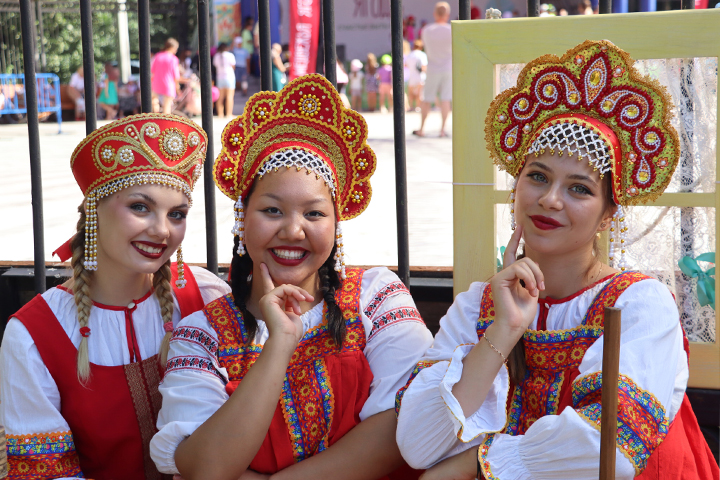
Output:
269,246,309,267
132,241,167,259
530,215,563,230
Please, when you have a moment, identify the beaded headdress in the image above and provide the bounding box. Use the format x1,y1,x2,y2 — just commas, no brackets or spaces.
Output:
70,113,207,286
485,40,680,269
214,74,378,278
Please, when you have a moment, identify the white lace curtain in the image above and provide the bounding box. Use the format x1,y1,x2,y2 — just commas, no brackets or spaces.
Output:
495,58,718,343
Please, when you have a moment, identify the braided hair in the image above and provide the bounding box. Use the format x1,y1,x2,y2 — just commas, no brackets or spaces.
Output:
153,259,174,365
230,236,345,347
70,205,94,384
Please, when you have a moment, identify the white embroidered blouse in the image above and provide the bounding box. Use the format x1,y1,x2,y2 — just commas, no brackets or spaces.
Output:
150,267,434,474
0,266,231,443
395,275,688,479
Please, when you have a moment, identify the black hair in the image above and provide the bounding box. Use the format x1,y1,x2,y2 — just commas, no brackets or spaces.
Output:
229,196,345,347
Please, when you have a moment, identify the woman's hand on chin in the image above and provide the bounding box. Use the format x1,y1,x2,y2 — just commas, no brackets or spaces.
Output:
419,447,480,480
490,226,544,336
258,262,313,346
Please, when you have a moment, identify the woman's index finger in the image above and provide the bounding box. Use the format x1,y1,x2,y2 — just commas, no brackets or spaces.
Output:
503,225,523,268
258,263,276,294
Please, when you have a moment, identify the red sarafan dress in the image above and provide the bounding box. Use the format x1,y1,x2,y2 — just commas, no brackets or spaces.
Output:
1,265,231,480
396,272,719,480
151,267,433,479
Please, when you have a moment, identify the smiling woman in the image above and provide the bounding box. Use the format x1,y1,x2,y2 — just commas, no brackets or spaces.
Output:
150,75,434,480
395,40,719,480
0,114,231,480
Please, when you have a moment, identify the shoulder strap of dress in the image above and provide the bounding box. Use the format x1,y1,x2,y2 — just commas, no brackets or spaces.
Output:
203,294,247,344
582,271,653,327
476,284,495,339
334,267,365,320
12,294,78,378
171,262,205,318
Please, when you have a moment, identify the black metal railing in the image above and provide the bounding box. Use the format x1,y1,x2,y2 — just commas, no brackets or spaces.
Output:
198,0,218,274
19,0,45,295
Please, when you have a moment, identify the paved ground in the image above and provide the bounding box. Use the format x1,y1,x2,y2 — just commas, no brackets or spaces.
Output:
1,99,453,268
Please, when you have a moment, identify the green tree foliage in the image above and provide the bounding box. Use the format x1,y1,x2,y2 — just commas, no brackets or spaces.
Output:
40,10,138,83
2,0,196,83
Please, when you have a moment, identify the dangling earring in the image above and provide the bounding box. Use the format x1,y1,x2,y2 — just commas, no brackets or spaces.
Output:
84,192,98,271
333,223,346,280
175,245,186,288
510,178,518,231
608,206,628,271
232,197,246,256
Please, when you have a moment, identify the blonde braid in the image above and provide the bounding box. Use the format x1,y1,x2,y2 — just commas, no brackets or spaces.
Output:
71,205,94,384
153,260,174,365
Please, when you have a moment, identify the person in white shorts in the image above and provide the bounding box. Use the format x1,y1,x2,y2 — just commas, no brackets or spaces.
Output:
405,39,427,112
414,1,452,137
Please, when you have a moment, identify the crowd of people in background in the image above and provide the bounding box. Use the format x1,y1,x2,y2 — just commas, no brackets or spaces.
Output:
57,0,606,125
60,0,599,125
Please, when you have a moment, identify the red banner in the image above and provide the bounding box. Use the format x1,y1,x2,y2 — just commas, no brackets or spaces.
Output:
289,0,320,80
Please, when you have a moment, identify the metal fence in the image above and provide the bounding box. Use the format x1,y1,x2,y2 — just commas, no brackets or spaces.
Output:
17,0,696,295
0,73,62,132
3,0,196,83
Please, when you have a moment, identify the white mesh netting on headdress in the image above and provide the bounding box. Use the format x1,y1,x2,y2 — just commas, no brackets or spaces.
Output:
257,148,337,198
495,58,718,343
527,122,612,177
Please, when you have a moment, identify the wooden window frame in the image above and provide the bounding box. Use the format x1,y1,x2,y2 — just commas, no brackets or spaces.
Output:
451,9,720,388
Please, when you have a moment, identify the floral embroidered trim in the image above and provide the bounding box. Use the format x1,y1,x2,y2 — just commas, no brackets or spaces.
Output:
336,267,364,319
395,360,439,416
362,281,410,319
478,433,500,480
124,356,164,480
165,355,224,380
476,284,496,336
582,271,650,327
505,370,566,435
281,376,306,461
481,272,651,436
368,307,423,341
170,325,219,356
573,373,669,475
7,431,82,479
315,360,335,453
206,268,366,464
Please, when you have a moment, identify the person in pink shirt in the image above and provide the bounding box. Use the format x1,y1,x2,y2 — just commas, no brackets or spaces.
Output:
377,54,393,113
151,38,180,114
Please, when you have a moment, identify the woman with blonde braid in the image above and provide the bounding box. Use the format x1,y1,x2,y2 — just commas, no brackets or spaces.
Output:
0,114,230,480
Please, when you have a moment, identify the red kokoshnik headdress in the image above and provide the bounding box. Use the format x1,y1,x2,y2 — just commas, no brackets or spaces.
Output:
69,113,208,286
485,40,680,269
214,74,378,278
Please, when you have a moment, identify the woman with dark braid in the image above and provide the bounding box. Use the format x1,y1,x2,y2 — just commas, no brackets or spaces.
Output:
150,74,433,480
0,114,230,479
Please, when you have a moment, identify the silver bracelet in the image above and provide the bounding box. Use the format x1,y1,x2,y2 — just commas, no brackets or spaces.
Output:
481,333,508,365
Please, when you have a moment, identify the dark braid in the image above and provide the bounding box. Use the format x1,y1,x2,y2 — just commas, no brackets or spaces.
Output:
320,244,344,347
230,236,345,347
231,235,259,343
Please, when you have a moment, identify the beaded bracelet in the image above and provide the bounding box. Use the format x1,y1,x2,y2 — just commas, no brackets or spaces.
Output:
481,333,508,365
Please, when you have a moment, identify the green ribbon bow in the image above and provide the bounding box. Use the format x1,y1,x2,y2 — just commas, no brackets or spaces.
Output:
497,246,506,271
678,252,716,309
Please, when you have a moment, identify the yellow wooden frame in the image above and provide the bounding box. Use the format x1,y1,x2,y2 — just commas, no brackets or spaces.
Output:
452,9,720,389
